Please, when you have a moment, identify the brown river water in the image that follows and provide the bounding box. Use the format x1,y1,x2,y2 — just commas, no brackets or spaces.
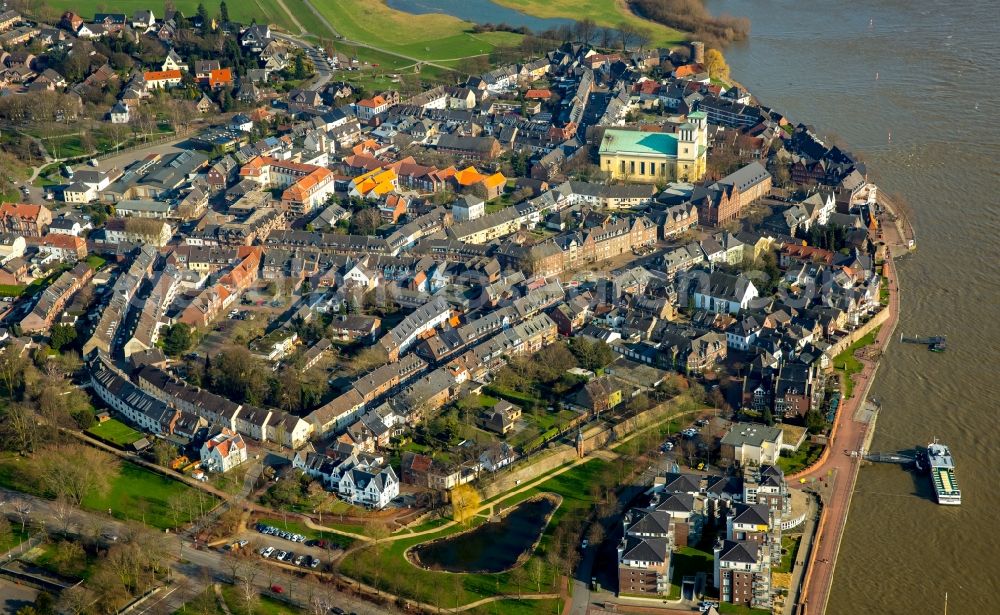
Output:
706,0,1000,612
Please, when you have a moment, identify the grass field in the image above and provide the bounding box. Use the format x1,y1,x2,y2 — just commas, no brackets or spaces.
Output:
0,455,208,530
220,585,300,615
311,0,524,61
81,462,213,529
495,0,684,46
85,255,107,270
44,1,299,33
0,526,29,553
341,458,608,608
778,534,801,574
86,418,144,447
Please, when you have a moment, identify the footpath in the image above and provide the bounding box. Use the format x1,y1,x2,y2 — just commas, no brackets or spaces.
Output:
791,209,907,615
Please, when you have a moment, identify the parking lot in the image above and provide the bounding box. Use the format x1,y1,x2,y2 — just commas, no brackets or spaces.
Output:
248,523,342,571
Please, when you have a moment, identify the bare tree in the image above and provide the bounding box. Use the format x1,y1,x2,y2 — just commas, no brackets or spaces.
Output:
237,566,259,615
37,443,120,506
51,495,77,533
573,19,597,45
11,498,31,533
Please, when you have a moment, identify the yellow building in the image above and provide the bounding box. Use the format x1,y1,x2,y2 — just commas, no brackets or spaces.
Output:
599,112,707,183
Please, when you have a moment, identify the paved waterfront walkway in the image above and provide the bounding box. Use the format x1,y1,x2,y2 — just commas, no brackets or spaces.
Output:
793,221,904,614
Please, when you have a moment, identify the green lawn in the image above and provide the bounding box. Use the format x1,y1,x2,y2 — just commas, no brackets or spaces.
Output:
86,418,145,447
494,0,684,45
220,585,300,615
81,462,212,530
0,284,25,297
671,545,714,588
29,539,98,580
341,458,609,608
718,603,772,615
85,255,107,270
777,443,824,475
777,535,801,574
0,526,29,552
0,456,205,530
311,0,523,62
832,327,879,398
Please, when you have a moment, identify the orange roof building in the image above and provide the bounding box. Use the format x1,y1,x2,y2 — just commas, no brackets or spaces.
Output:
525,89,551,100
143,69,183,89
204,68,233,88
239,156,336,214
349,167,398,199
448,167,506,200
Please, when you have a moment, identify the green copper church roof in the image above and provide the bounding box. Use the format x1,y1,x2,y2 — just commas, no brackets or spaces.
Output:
599,129,678,157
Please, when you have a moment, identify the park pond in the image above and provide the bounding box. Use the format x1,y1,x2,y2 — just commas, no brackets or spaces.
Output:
408,494,559,573
385,0,573,32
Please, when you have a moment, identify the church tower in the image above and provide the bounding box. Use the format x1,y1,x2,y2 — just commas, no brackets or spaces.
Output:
677,111,708,182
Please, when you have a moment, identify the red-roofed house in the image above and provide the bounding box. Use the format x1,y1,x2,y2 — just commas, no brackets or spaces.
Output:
179,284,232,328
673,63,705,79
26,234,87,261
355,95,391,121
525,89,551,100
0,203,53,236
202,68,233,89
239,156,335,215
143,69,183,90
200,428,247,473
378,193,409,223
219,246,261,292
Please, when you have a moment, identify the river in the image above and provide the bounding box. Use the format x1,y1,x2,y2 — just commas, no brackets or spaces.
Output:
705,0,1000,612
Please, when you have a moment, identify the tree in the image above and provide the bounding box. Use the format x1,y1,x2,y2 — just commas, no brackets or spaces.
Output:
762,406,775,426
37,443,120,506
568,337,615,371
573,19,597,45
152,440,177,467
294,53,306,80
48,324,78,352
161,323,194,357
0,403,41,453
219,0,229,23
704,48,730,81
197,3,210,33
450,484,481,525
349,207,381,236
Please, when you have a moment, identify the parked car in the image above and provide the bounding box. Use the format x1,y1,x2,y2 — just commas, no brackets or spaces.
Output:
261,546,274,558
271,585,283,594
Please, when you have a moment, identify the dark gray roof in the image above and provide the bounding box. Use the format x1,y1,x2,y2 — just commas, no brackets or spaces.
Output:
719,539,760,564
